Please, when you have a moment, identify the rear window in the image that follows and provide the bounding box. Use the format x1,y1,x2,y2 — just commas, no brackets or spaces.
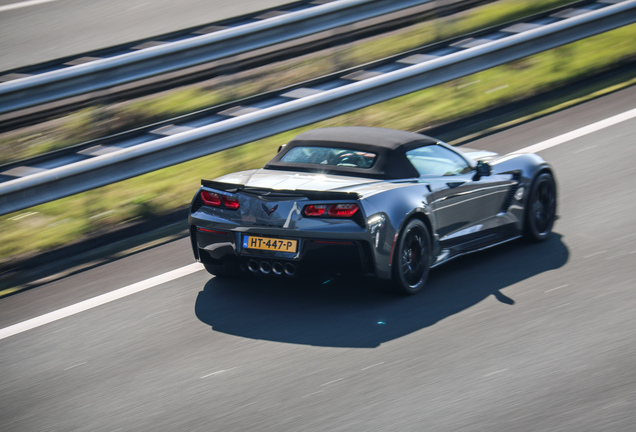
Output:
281,146,377,169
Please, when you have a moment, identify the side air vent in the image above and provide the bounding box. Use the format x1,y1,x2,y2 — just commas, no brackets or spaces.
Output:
501,173,522,213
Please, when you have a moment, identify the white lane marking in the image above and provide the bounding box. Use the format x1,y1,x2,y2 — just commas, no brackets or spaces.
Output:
361,362,384,371
545,284,568,293
601,400,630,410
0,263,203,341
2,107,636,341
144,309,168,319
63,362,87,371
573,144,598,154
301,390,324,398
484,369,508,377
469,309,487,317
321,378,343,386
201,367,236,379
548,302,572,311
0,0,57,13
584,250,608,259
515,107,636,154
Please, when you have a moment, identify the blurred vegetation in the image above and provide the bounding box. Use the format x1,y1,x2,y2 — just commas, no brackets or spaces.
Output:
1,0,635,265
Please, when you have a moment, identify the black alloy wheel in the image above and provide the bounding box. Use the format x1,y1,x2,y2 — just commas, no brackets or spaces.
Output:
392,219,431,295
524,172,557,241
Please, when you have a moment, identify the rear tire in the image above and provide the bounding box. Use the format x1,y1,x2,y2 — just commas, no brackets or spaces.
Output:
524,172,557,242
392,219,431,295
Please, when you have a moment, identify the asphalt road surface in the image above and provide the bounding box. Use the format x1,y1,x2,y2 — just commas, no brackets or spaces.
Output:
0,0,291,71
1,86,636,431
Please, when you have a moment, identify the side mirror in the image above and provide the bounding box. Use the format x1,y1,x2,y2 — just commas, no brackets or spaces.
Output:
474,161,492,180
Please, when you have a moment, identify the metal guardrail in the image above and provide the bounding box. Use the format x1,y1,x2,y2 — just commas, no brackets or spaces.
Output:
0,0,428,116
0,0,635,215
0,0,325,75
0,0,595,180
0,0,494,131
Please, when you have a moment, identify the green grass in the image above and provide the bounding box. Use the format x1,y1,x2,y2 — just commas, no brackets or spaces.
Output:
1,2,635,265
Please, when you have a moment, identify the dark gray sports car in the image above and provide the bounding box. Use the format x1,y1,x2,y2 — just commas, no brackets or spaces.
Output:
189,127,557,294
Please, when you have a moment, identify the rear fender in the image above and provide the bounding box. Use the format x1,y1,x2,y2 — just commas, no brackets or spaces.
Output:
362,183,435,279
492,153,552,183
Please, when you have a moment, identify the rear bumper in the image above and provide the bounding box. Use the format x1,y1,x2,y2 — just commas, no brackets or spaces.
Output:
190,225,376,278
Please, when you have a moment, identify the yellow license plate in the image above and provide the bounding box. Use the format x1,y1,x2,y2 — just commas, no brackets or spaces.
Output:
243,236,298,253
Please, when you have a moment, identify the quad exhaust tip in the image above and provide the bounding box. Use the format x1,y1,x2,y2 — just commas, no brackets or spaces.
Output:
247,260,259,273
246,259,296,276
259,261,271,275
284,263,296,276
272,262,284,275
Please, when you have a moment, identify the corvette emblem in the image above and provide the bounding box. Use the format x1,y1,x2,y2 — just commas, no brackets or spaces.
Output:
261,204,278,216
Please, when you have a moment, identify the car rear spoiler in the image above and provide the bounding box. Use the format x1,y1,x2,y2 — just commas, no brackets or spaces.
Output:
201,179,360,201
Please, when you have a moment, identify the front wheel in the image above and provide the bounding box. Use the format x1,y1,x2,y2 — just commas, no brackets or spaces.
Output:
392,219,431,295
524,172,557,242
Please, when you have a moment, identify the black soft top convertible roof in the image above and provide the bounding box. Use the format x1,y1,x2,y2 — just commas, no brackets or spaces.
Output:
264,127,439,179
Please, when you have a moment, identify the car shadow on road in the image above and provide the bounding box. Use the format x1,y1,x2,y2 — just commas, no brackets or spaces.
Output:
195,234,569,348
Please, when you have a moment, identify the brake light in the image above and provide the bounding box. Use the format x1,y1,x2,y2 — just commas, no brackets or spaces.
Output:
303,204,328,216
328,203,359,217
302,203,359,218
201,190,222,206
222,195,240,210
200,190,240,210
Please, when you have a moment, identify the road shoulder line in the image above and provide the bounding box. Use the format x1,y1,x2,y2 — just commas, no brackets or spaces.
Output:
0,263,203,341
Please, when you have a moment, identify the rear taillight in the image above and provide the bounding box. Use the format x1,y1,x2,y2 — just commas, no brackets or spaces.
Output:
221,195,240,210
303,204,328,216
201,191,221,206
200,190,239,210
302,203,359,218
327,203,359,217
